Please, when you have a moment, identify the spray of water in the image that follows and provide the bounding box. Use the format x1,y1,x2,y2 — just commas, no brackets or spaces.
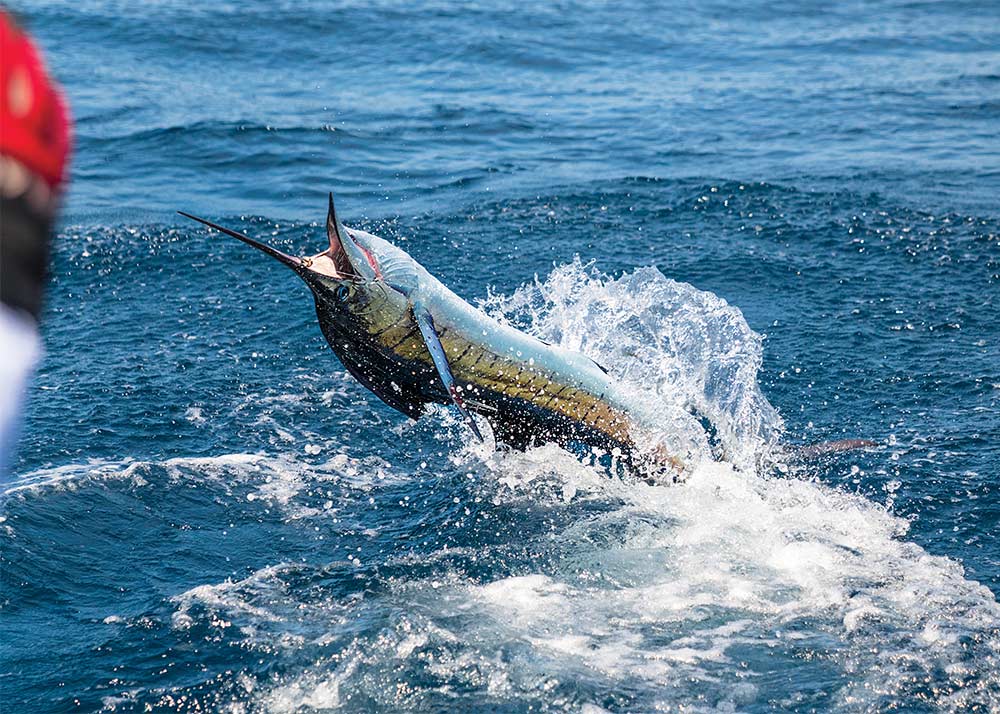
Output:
482,259,784,471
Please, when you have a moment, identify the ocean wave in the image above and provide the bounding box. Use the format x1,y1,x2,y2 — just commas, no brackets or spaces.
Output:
2,449,397,510
9,234,999,712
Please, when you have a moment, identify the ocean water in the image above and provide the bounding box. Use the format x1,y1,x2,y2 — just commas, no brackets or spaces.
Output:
3,1,1000,711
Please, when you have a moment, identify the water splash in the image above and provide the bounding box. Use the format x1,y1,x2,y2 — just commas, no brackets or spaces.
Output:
145,263,999,712
482,259,784,470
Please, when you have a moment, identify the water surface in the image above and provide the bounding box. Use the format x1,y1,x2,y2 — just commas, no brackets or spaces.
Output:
3,1,1000,711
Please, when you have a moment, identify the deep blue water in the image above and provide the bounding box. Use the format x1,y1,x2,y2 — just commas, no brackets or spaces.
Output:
3,1,1000,711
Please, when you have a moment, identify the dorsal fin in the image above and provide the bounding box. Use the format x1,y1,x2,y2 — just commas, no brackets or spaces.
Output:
326,192,347,248
325,192,359,278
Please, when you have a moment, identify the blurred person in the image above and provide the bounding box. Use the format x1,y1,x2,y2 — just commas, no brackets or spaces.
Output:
0,9,71,476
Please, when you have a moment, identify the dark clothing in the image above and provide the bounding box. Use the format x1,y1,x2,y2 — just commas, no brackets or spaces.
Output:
1,196,51,321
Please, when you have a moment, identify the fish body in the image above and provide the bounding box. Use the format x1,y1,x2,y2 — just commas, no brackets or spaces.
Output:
180,196,689,473
318,229,637,451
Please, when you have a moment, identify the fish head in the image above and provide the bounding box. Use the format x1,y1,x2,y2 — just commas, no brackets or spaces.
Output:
301,193,381,284
296,193,407,336
179,194,407,341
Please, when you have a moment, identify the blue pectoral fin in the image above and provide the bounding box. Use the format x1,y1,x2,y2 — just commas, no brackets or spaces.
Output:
411,304,485,443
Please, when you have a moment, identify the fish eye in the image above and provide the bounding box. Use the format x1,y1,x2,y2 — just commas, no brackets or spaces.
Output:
334,285,350,303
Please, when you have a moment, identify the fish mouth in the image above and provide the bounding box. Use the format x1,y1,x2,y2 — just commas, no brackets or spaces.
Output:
302,241,357,280
318,192,369,281
264,192,369,281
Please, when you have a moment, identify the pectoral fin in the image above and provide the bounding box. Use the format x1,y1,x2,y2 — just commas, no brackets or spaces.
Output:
412,304,484,442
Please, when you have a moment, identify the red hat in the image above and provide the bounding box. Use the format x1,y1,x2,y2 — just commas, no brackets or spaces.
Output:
0,11,71,190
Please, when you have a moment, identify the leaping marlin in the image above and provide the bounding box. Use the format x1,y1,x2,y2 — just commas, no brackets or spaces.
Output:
184,196,868,477
181,195,689,476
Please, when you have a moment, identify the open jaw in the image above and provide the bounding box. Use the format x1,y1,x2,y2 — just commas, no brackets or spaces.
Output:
306,231,383,281
302,250,346,278
303,192,384,281
304,225,360,279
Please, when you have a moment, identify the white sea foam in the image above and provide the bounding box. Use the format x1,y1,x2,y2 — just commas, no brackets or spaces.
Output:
483,456,998,701
233,451,998,711
171,563,299,630
2,453,266,498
